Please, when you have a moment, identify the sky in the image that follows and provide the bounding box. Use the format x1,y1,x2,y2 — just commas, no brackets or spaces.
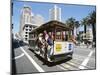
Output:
12,0,96,33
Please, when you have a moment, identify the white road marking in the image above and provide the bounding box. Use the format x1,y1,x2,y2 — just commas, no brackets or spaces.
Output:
20,47,45,72
66,61,78,67
73,53,95,61
61,63,71,68
88,51,94,57
57,65,67,70
14,53,24,60
79,50,94,69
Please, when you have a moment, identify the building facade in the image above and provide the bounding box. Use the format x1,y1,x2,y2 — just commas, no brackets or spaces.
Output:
32,14,44,26
85,28,93,41
49,5,61,21
23,24,37,43
19,5,44,43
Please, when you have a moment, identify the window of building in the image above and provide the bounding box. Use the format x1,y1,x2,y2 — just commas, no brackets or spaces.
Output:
26,25,28,27
30,26,32,28
25,38,27,41
25,35,28,37
29,29,31,31
26,32,28,34
26,29,28,31
29,34,33,38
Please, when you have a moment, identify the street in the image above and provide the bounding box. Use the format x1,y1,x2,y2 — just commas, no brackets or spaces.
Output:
12,40,96,74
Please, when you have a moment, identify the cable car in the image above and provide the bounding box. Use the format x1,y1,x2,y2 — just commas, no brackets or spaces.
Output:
29,20,74,62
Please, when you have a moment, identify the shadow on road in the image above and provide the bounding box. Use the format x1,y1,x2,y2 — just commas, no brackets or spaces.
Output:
13,39,28,49
11,39,28,75
29,49,72,67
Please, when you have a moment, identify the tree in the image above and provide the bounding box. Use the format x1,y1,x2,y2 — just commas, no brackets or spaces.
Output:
81,16,89,35
66,17,76,35
75,21,80,35
88,10,96,42
66,17,80,39
81,10,96,46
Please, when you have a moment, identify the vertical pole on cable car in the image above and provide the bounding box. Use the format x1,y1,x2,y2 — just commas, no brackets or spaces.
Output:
54,26,56,41
44,44,47,60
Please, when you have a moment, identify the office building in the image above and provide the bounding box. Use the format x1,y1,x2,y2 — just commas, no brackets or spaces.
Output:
19,5,44,43
49,5,61,21
32,14,44,26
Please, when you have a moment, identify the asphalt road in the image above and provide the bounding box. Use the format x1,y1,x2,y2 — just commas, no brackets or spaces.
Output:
12,40,96,74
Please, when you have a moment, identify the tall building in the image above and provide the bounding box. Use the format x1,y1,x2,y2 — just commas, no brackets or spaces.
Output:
32,14,44,26
19,5,44,43
49,5,61,21
20,6,32,31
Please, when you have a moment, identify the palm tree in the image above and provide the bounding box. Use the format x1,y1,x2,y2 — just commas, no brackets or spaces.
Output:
75,21,80,35
81,16,89,35
66,17,76,35
66,18,80,40
88,10,96,43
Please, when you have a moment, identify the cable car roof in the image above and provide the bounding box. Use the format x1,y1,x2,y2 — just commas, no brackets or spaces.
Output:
30,20,72,34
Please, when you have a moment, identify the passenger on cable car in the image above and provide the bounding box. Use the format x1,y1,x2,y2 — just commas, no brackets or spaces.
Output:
43,30,53,46
38,33,45,55
43,30,53,56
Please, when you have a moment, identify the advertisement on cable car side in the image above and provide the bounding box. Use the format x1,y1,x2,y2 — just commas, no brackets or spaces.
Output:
54,42,74,55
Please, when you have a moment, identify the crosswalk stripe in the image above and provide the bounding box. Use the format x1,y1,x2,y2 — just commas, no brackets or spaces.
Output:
64,62,80,70
57,65,67,70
